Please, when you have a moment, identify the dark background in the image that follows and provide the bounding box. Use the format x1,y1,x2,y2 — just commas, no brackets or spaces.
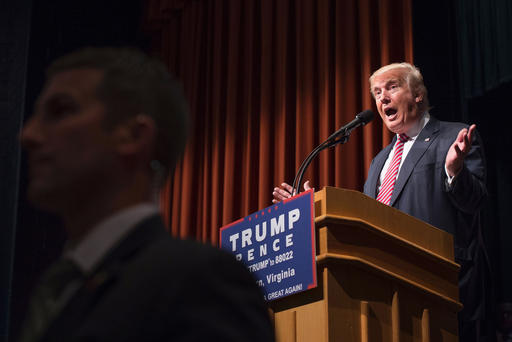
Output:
1,0,511,340
0,0,146,340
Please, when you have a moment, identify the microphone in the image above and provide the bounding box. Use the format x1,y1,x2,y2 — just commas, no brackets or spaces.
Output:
292,110,375,195
325,109,375,142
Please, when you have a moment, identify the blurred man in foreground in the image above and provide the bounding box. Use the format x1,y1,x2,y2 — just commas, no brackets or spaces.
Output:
273,62,491,341
19,47,274,342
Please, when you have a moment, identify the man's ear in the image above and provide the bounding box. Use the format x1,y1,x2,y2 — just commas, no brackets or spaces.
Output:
112,114,156,157
415,93,423,103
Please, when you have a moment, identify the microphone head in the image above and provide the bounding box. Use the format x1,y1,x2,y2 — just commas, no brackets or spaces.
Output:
356,109,375,125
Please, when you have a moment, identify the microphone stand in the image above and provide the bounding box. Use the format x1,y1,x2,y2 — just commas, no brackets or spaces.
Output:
291,128,354,196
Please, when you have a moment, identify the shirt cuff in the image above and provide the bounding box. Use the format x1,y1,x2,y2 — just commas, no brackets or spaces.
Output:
445,164,456,188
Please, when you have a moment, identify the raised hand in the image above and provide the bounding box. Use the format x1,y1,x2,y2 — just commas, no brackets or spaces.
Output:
445,124,476,177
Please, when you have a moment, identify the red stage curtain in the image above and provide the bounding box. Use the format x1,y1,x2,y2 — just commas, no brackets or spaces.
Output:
143,0,413,244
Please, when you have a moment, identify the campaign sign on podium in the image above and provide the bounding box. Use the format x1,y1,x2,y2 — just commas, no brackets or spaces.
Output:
220,189,317,301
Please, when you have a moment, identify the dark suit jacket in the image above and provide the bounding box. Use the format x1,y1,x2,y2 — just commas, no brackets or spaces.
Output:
39,215,274,341
363,116,488,321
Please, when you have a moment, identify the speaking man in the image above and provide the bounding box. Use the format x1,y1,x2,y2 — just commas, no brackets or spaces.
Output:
19,47,274,342
273,62,490,341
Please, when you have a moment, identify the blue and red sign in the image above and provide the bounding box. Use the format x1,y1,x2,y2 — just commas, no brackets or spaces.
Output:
220,190,317,301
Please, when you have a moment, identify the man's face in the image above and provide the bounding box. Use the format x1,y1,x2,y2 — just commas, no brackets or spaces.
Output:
371,68,422,134
21,68,119,212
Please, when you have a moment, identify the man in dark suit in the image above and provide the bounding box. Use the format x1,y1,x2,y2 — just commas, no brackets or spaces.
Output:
18,47,274,341
364,62,489,341
273,62,490,341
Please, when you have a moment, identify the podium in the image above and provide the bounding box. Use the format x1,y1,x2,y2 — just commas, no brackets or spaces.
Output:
269,187,461,341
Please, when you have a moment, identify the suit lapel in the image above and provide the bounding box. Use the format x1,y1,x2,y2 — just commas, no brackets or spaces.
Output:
78,215,166,297
389,118,441,206
44,215,167,338
367,140,396,198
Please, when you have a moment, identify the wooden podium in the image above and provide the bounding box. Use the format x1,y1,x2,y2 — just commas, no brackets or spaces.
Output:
269,187,461,342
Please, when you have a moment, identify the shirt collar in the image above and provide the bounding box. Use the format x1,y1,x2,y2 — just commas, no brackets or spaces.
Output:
64,203,159,275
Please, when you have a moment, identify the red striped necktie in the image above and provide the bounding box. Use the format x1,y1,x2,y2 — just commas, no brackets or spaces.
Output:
376,133,410,205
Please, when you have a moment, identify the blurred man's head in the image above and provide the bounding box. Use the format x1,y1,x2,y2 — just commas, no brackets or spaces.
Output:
21,47,189,216
369,62,429,134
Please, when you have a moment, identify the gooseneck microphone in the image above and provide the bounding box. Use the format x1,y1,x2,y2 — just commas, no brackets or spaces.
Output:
292,110,375,195
325,109,375,141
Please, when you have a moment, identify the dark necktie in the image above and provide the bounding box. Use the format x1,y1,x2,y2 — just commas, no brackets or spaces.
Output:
19,258,83,342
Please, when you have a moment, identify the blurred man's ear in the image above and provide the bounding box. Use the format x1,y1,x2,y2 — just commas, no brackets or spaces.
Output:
112,114,157,158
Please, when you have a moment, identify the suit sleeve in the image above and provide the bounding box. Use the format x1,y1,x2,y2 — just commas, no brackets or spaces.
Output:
444,129,487,214
363,158,377,197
